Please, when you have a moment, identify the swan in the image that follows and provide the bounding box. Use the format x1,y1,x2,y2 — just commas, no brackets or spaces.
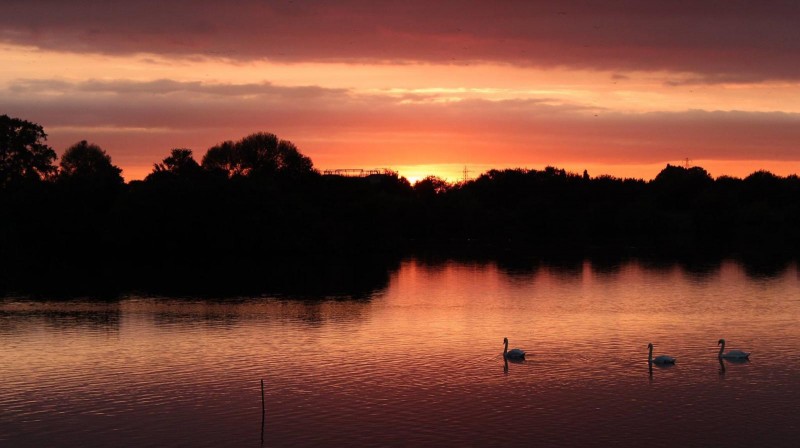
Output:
503,337,526,360
718,339,750,360
647,343,676,365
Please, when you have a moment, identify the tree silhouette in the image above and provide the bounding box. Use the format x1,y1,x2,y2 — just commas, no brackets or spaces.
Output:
272,139,315,178
59,140,124,187
200,132,315,178
743,169,782,200
651,164,713,209
653,164,713,186
237,132,279,175
151,148,201,177
0,114,57,188
201,140,238,177
413,176,451,197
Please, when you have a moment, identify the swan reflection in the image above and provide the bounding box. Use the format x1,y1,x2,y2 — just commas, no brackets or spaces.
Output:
648,359,675,382
719,355,750,377
502,355,526,375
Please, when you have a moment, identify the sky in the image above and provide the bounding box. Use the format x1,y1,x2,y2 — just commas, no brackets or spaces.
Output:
2,0,800,182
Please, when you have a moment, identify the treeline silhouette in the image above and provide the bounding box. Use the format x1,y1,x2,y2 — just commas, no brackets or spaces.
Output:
2,114,799,294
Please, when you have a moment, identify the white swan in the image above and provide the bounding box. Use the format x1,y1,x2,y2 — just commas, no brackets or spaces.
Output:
503,337,526,360
718,339,750,360
647,343,676,365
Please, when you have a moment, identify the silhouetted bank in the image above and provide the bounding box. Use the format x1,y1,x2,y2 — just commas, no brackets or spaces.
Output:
2,114,799,294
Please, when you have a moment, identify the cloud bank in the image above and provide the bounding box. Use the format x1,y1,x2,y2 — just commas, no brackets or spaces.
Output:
3,0,800,81
4,78,800,178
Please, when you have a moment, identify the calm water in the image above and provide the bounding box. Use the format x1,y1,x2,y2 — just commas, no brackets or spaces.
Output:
1,259,799,447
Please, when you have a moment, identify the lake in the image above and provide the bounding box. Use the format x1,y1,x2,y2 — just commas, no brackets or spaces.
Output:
1,258,799,447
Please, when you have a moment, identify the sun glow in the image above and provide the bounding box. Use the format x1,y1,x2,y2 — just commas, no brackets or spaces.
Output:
2,40,800,181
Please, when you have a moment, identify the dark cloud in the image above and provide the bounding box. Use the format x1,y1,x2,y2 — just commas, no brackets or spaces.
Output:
663,73,776,87
3,1,800,81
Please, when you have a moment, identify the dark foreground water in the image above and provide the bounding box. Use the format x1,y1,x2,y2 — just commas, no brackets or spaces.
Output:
1,259,799,447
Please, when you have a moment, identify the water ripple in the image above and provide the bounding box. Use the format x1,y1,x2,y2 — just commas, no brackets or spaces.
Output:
2,260,800,447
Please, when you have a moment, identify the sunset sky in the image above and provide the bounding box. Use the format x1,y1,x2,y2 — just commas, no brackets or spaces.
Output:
2,1,800,182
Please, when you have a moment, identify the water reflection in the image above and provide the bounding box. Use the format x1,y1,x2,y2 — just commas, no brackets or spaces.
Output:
717,356,750,381
0,302,121,335
1,258,799,447
648,360,676,382
502,356,527,375
721,357,751,365
740,256,791,279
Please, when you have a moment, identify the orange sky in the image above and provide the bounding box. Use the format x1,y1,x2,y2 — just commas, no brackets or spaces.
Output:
2,2,799,182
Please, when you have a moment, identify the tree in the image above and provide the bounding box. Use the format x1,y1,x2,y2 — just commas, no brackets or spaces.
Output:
273,139,314,177
413,176,452,197
0,114,57,188
59,140,124,186
201,140,238,177
652,164,713,187
152,148,201,176
651,164,713,208
237,132,279,175
742,170,785,205
200,132,315,178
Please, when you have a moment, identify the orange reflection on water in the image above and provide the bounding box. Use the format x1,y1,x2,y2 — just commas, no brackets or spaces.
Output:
1,259,799,447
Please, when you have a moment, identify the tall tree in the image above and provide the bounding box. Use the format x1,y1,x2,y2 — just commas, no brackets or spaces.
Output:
0,114,57,188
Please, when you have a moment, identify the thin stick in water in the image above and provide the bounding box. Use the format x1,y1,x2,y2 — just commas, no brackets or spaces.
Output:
261,378,265,445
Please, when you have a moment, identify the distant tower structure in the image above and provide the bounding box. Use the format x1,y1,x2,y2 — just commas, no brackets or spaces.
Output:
684,157,691,169
462,165,471,183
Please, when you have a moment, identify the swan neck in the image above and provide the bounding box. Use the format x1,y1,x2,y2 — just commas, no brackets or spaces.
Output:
718,341,725,357
648,346,653,362
503,340,508,355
